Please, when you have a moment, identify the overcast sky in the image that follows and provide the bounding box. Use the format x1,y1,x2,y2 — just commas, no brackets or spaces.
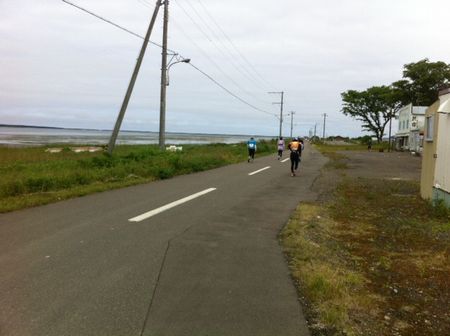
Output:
1,0,449,137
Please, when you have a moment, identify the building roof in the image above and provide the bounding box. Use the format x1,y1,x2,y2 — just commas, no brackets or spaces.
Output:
411,106,428,115
398,104,427,118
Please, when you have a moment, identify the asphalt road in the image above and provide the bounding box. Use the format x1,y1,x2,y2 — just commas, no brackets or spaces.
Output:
0,143,327,336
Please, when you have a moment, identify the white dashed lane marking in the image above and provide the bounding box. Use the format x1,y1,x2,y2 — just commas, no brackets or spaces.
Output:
129,188,217,222
248,166,271,176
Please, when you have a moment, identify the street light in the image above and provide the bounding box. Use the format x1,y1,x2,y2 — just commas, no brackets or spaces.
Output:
159,54,190,149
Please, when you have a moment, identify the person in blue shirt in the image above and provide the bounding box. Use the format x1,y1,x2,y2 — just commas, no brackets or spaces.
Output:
247,137,257,162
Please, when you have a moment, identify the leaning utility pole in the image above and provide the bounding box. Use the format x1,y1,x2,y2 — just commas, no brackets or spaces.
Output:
322,113,327,139
289,111,295,138
268,91,284,138
108,0,163,155
159,0,169,150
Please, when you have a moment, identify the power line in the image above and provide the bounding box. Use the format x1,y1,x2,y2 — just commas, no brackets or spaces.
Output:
188,63,275,117
181,0,269,93
137,0,271,105
62,0,173,54
170,17,269,107
139,0,274,91
195,0,275,90
171,1,271,105
61,0,275,118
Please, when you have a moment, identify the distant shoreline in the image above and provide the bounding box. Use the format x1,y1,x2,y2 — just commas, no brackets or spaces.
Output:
0,124,273,139
0,124,275,147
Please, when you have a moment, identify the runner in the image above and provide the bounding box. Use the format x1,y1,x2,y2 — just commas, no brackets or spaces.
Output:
288,137,301,176
247,137,257,162
277,137,285,160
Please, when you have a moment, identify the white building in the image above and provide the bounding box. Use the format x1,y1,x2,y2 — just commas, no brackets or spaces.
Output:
395,104,427,153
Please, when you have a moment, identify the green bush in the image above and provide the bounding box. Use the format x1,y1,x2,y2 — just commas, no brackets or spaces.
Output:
25,176,56,192
154,166,175,179
87,155,116,168
1,180,25,197
432,199,450,219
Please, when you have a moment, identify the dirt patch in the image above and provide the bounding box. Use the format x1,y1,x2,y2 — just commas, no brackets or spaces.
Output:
338,151,422,180
282,148,450,336
311,151,421,203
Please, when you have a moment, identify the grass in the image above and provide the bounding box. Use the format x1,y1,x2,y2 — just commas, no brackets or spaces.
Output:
280,179,450,335
280,203,376,336
0,141,275,212
314,142,389,154
310,142,353,171
322,152,349,170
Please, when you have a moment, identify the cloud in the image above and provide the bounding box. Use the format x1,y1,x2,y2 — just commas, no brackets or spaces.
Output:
1,0,449,137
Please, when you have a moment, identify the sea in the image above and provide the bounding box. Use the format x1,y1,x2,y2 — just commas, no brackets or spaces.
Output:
0,126,273,147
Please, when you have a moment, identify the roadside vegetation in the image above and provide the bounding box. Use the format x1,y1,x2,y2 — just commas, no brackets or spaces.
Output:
281,145,450,335
312,140,387,170
0,141,274,212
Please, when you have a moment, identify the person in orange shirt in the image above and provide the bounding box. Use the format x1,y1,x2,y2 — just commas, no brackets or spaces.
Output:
288,137,302,176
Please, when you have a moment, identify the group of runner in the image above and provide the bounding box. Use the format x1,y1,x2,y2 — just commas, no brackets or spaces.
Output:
247,136,304,177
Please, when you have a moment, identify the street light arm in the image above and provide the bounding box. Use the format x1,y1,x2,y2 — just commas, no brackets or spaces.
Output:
167,58,190,71
166,58,191,86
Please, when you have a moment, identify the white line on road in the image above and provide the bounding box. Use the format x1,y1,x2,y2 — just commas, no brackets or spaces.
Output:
248,166,271,176
129,188,217,222
281,158,290,163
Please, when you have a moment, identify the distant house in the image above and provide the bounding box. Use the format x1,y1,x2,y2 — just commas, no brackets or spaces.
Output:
420,88,450,207
394,104,427,153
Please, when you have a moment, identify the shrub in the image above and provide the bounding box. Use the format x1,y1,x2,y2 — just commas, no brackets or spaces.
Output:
432,199,450,219
1,181,25,197
25,176,56,193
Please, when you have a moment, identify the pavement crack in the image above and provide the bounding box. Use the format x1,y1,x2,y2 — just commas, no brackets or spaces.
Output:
139,241,170,336
139,224,197,335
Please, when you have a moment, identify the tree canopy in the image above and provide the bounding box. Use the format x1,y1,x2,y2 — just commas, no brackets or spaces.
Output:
393,59,450,106
341,86,402,143
341,59,450,140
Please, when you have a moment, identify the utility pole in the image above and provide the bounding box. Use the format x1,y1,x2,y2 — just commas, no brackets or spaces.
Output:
388,113,393,152
108,0,163,155
322,113,327,139
268,91,284,138
314,123,317,138
159,0,169,150
289,111,295,138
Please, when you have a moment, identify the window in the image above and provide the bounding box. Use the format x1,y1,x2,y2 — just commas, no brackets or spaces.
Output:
406,119,409,129
425,116,434,141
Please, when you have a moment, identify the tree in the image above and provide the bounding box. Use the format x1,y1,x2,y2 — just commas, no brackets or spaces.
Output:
393,59,450,106
341,86,402,143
